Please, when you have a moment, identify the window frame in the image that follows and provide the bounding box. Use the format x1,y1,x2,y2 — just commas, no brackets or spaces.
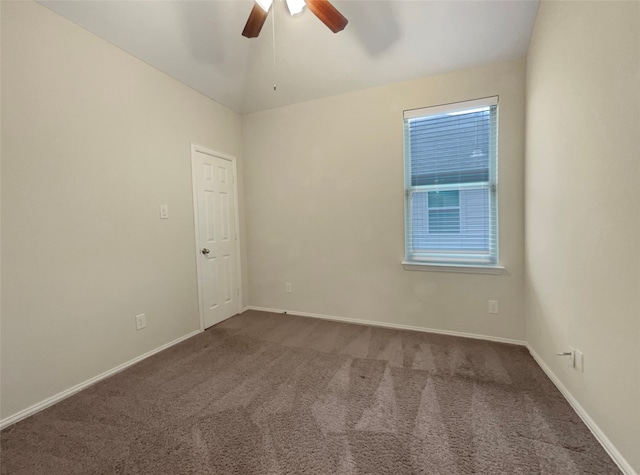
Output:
402,96,504,274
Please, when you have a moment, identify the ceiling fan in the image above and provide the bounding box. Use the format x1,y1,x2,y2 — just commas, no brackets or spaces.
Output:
242,0,348,38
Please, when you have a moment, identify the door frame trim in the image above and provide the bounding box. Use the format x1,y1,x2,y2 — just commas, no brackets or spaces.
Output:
190,144,243,331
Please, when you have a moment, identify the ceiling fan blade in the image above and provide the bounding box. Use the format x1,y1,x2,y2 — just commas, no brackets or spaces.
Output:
306,0,348,33
242,3,269,38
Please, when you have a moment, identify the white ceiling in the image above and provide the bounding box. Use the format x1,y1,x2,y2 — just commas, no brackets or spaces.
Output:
38,0,540,114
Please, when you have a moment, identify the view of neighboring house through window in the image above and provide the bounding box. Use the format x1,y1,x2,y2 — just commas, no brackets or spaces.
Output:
403,97,499,267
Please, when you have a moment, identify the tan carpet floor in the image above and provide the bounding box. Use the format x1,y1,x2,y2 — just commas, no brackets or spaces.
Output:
1,310,620,474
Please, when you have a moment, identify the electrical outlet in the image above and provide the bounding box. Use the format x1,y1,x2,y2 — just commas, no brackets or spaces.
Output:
285,282,292,294
575,349,584,372
488,300,499,314
136,313,146,330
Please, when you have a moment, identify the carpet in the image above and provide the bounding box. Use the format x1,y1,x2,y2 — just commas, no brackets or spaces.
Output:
1,310,620,474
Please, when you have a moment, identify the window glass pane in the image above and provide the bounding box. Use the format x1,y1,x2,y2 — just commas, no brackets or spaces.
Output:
409,110,490,187
428,190,459,208
428,209,460,234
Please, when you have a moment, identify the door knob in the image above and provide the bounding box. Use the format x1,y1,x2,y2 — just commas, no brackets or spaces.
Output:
201,248,210,255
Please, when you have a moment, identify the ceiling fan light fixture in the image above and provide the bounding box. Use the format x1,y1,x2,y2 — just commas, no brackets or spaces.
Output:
243,0,347,38
256,0,273,13
285,0,306,16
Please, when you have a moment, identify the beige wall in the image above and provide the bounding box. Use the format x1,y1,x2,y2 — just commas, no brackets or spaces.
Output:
243,58,526,341
2,1,637,469
525,1,640,472
0,1,247,419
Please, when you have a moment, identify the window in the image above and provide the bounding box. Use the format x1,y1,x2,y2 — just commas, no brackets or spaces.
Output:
403,97,499,270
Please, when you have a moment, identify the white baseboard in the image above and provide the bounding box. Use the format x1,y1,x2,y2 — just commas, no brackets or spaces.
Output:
243,306,527,346
0,329,202,430
527,345,636,475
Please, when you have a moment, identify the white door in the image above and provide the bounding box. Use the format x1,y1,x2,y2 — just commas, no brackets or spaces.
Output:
192,146,241,329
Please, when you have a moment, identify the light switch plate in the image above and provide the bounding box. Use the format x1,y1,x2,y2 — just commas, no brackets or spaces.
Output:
569,346,576,368
135,313,146,330
575,350,584,372
160,205,169,219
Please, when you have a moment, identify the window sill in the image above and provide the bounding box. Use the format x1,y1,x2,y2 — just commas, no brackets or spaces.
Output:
402,261,505,275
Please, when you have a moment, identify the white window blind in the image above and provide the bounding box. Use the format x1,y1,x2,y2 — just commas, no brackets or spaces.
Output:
404,97,499,266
